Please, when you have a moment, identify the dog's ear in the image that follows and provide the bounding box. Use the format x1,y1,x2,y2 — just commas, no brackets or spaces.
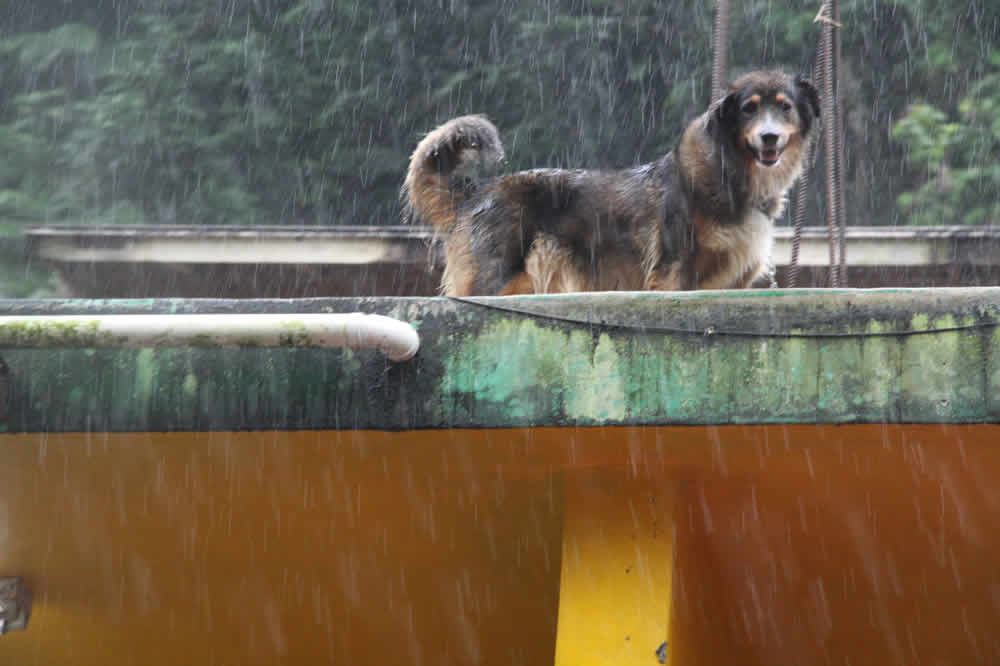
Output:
715,91,740,127
795,76,821,119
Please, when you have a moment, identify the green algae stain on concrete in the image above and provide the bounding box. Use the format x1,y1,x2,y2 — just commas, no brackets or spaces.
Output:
278,320,312,347
736,337,820,422
440,319,572,423
131,348,157,423
655,338,711,421
436,307,1000,426
0,319,113,347
621,337,678,421
182,373,198,398
850,320,903,421
899,314,987,422
990,326,1000,420
564,333,627,422
440,319,627,424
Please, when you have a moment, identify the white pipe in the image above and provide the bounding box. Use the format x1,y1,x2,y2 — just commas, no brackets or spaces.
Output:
0,313,420,361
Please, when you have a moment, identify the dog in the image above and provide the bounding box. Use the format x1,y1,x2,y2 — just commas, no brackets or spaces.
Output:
401,70,820,296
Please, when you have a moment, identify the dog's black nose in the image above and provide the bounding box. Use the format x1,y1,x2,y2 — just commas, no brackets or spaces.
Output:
761,132,779,147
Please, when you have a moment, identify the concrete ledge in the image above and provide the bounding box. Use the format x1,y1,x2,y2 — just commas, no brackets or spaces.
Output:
1,288,998,432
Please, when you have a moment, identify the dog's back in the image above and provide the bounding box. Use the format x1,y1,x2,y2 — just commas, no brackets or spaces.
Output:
450,163,675,295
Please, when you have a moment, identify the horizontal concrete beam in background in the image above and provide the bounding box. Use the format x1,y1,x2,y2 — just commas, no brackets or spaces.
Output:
26,224,435,265
24,224,1000,266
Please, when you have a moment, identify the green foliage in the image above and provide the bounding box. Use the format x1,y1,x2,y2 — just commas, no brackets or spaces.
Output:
892,60,1000,226
0,0,716,233
0,238,57,298
0,23,98,68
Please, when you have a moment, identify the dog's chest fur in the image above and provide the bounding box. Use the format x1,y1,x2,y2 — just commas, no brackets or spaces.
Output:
695,208,774,289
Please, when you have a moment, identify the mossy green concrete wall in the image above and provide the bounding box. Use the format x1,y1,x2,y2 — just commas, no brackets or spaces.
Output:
1,288,998,432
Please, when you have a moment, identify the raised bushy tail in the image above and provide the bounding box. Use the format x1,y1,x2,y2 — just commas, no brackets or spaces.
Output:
400,115,504,231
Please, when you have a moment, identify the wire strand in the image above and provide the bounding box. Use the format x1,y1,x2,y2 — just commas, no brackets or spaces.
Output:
448,296,998,340
788,60,823,288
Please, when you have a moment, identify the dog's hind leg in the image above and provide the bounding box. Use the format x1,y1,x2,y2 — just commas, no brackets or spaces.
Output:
440,244,480,296
737,260,771,288
523,235,589,294
498,272,536,295
643,261,691,292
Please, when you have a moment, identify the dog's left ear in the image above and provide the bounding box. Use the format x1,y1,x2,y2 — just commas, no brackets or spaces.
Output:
795,76,821,119
715,91,740,126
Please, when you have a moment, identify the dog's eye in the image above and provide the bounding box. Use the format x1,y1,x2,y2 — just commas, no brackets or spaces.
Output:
781,101,793,113
741,101,758,114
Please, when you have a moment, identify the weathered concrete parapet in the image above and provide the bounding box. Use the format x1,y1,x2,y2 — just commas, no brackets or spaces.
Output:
1,288,998,432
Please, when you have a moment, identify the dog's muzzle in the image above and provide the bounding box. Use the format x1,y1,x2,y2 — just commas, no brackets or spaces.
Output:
747,117,789,167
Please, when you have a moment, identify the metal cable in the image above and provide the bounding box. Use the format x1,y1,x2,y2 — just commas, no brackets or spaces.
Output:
447,296,1000,340
788,61,823,288
711,0,730,101
834,0,848,286
788,167,809,287
818,0,840,287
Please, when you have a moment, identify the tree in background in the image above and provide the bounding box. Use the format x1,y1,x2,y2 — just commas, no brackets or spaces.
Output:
893,54,1000,226
0,0,710,229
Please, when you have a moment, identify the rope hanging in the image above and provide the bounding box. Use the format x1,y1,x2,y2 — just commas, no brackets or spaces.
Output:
818,1,839,286
833,0,847,286
788,61,821,287
790,0,847,287
711,0,730,101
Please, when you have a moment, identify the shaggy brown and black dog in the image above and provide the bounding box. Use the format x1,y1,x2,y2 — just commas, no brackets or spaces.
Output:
402,70,820,296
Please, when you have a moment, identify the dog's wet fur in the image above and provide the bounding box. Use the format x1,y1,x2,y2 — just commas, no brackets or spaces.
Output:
402,70,820,296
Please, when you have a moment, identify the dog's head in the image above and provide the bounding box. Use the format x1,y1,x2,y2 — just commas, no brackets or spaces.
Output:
716,71,820,169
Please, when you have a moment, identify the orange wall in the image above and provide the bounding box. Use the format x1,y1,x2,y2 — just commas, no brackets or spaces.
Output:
1,425,998,665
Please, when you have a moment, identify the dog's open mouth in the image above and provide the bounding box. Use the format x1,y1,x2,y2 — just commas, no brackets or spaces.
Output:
746,141,782,167
758,148,781,166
